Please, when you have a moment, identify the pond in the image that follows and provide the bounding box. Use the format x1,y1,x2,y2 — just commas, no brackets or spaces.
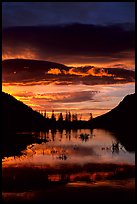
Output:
2,129,135,167
2,128,135,203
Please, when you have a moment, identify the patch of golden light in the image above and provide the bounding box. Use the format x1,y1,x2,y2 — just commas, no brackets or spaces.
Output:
87,68,113,77
2,86,15,95
47,67,114,77
68,68,87,76
48,68,61,75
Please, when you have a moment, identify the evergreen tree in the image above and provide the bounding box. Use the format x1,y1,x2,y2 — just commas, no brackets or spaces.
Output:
58,112,63,122
65,111,69,122
89,113,93,121
68,111,71,122
51,110,56,122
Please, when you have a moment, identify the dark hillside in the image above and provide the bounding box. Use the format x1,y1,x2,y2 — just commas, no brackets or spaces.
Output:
2,92,47,133
92,93,135,151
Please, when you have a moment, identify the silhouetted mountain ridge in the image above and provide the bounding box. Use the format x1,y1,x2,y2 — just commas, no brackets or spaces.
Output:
2,92,47,133
92,93,135,128
92,93,135,151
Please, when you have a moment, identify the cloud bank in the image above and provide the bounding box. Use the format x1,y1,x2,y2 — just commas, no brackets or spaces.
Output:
2,23,135,67
2,59,135,86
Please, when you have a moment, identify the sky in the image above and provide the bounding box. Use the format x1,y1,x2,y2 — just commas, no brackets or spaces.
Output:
2,2,135,119
2,2,135,26
2,2,135,68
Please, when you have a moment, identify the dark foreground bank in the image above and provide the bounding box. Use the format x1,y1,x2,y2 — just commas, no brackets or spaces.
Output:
2,179,135,204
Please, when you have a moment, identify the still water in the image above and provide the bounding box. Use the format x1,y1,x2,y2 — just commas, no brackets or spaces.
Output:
2,128,135,203
3,129,135,167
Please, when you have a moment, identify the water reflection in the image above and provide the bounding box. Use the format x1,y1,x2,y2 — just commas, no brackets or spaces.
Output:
2,129,135,167
37,128,93,142
2,129,135,203
79,133,90,142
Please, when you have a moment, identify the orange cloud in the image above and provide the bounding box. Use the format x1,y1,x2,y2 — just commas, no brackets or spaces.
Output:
2,48,37,61
47,67,114,77
87,68,114,77
68,68,87,76
47,68,61,75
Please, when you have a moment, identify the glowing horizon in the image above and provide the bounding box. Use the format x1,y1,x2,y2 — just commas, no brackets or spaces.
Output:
2,81,135,120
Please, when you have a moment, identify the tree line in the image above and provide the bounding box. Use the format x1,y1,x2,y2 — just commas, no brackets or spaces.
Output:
37,110,93,129
38,110,93,122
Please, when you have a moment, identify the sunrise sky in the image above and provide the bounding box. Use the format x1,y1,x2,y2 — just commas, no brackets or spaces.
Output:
2,2,135,120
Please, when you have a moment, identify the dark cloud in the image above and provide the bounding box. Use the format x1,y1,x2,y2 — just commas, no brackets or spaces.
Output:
2,59,135,86
2,2,135,27
2,23,135,65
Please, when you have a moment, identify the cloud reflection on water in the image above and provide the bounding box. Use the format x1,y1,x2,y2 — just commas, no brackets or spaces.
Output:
2,129,135,167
